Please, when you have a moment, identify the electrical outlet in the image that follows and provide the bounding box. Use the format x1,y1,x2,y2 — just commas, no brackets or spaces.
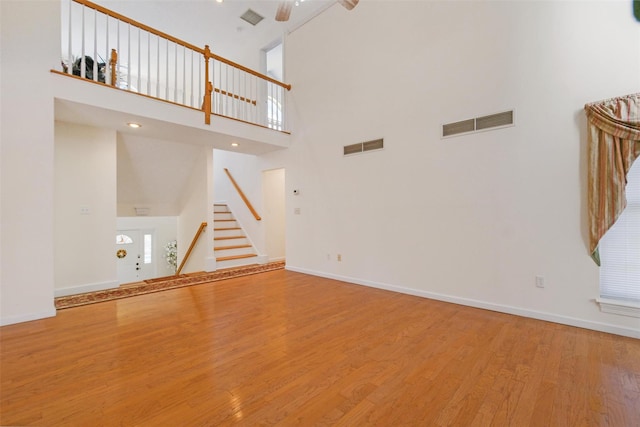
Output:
80,206,90,215
535,276,545,288
337,254,342,262
294,207,301,215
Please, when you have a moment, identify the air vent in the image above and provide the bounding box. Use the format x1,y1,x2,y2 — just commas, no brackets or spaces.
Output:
344,138,384,156
442,109,514,138
443,119,475,137
240,9,264,26
363,138,384,152
475,110,514,130
344,143,363,156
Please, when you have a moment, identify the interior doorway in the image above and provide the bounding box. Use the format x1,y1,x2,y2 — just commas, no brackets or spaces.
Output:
262,168,285,262
116,228,156,283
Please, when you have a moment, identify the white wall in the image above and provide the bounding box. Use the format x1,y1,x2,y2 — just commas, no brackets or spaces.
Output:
263,168,286,261
177,147,213,273
245,0,639,336
116,134,205,217
54,122,118,295
0,0,60,325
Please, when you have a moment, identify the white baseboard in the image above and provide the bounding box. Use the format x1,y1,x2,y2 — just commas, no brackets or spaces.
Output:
268,256,286,263
285,266,640,339
1,307,57,326
54,280,119,297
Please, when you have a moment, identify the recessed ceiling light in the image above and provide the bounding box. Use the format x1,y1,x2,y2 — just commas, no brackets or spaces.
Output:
231,142,239,147
216,0,223,3
127,122,141,128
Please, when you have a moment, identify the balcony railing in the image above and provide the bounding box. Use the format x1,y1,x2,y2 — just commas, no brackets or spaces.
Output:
60,0,291,131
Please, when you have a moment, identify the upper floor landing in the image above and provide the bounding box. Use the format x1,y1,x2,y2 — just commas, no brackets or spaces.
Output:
54,0,292,154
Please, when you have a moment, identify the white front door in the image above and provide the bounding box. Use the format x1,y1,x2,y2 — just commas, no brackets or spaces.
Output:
116,229,156,284
116,230,142,284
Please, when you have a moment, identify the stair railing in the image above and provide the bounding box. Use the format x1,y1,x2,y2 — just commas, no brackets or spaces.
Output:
176,222,207,275
224,168,262,221
60,0,291,131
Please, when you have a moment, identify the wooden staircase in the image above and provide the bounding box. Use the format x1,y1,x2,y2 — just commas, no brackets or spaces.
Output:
214,204,259,269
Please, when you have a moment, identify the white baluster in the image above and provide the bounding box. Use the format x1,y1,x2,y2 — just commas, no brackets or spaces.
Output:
182,46,186,105
127,24,131,90
67,0,72,74
190,50,194,108
165,40,169,100
117,19,120,87
81,5,85,78
173,43,178,102
105,14,110,84
146,32,150,95
93,8,97,82
156,36,160,98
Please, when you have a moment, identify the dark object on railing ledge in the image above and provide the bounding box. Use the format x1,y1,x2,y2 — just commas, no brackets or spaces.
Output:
62,56,105,83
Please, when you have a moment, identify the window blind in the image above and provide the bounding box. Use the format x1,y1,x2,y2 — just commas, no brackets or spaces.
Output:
599,161,640,302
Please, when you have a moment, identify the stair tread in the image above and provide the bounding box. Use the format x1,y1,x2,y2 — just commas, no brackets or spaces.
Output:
214,235,246,240
215,219,236,222
215,244,253,250
217,254,257,262
214,227,241,231
213,245,252,251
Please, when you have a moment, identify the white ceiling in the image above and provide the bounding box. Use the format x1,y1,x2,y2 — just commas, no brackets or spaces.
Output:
117,134,203,207
95,0,336,64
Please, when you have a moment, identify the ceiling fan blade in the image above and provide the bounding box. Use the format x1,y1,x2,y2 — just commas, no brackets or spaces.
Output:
337,0,359,11
275,1,293,21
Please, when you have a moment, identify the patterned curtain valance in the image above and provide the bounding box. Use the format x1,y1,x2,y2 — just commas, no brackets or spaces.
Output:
585,93,640,265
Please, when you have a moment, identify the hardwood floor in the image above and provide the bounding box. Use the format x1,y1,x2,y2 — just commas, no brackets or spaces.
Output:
1,270,639,426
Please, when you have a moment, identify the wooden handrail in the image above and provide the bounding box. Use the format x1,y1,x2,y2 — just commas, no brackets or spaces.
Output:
73,0,205,54
209,52,292,91
69,0,291,129
72,0,291,91
214,87,257,106
176,222,207,275
224,168,261,221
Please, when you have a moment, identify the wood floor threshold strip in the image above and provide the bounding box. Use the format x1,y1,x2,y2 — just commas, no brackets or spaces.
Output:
53,261,285,309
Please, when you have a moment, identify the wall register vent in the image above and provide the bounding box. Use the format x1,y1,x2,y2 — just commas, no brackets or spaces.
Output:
240,9,265,26
344,138,384,156
442,110,514,138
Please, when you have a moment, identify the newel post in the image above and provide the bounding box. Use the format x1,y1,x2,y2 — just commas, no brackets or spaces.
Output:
203,45,212,125
109,49,118,86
